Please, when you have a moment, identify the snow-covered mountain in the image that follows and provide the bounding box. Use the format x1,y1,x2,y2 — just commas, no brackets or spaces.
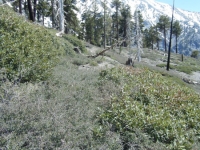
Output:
77,0,200,55
131,0,200,55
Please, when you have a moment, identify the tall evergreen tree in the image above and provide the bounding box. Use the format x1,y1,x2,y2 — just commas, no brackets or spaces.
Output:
157,15,170,52
63,0,79,34
137,11,144,32
102,0,108,48
51,0,57,28
172,20,182,53
111,0,121,41
143,28,151,48
155,24,160,50
83,12,95,44
37,0,50,25
119,4,131,47
143,26,159,50
149,26,159,50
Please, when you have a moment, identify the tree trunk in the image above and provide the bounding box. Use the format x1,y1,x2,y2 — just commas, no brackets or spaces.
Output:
164,26,167,52
43,15,44,25
181,54,183,61
156,27,159,50
176,36,178,53
19,0,22,14
51,0,55,28
103,0,106,48
27,0,34,22
33,0,37,20
59,0,64,33
166,1,174,71
116,6,119,42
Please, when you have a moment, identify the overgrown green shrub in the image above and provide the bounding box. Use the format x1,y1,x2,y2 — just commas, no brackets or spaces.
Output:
98,67,200,149
48,29,75,56
89,60,98,66
0,6,63,82
63,34,87,53
191,50,199,58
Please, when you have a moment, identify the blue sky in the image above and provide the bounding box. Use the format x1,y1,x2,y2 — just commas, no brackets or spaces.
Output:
156,0,200,12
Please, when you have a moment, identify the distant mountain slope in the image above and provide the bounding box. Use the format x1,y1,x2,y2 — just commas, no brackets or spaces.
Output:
77,0,200,55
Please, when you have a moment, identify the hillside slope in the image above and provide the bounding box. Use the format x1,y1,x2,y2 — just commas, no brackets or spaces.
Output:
1,38,200,150
83,44,200,93
0,7,200,149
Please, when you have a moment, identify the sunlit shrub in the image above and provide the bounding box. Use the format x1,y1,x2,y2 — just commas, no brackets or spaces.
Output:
0,6,63,82
99,67,200,149
63,34,87,53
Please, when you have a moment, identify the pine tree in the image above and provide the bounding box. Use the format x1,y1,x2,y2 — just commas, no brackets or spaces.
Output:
63,0,79,34
84,12,95,44
157,15,170,52
143,28,150,48
155,24,160,50
172,20,182,53
111,0,121,41
101,0,108,48
143,26,159,50
137,11,144,32
119,4,131,47
37,0,50,25
149,26,159,50
51,0,56,28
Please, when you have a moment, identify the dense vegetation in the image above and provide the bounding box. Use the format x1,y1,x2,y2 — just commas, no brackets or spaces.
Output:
98,67,200,149
0,6,64,82
1,4,200,150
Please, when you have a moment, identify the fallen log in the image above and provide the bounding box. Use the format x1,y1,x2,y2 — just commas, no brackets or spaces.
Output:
87,39,126,58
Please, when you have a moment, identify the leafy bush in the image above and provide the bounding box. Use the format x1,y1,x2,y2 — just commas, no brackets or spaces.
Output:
98,67,200,149
48,29,75,56
89,60,98,66
0,6,64,82
63,34,87,53
191,50,199,58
